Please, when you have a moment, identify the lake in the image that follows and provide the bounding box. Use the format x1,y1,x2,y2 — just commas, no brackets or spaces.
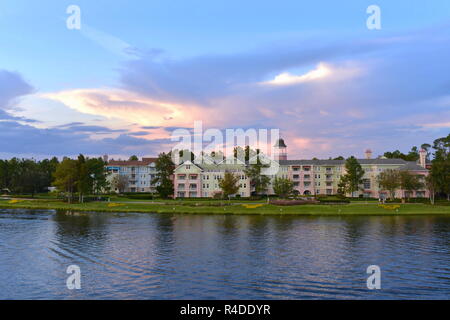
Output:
0,209,449,299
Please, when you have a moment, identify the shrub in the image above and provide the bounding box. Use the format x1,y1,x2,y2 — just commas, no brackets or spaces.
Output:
270,199,318,206
213,192,223,199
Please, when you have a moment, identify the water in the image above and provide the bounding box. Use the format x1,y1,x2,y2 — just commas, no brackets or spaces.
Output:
0,209,449,300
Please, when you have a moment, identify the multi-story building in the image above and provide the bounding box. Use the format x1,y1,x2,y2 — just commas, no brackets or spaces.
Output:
173,139,430,199
174,158,251,198
106,157,159,193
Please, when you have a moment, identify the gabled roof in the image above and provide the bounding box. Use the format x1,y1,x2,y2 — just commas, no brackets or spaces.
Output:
174,160,203,172
279,158,409,166
108,158,157,166
399,162,428,171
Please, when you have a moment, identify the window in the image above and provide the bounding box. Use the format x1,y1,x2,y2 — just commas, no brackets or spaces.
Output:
363,179,371,189
186,165,191,169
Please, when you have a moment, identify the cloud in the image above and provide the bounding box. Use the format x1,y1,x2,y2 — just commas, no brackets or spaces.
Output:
36,26,450,158
43,88,216,128
0,120,169,158
421,122,450,128
0,70,35,122
80,24,139,59
261,63,332,86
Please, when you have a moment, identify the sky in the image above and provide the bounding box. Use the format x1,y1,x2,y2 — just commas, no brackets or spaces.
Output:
1,0,450,160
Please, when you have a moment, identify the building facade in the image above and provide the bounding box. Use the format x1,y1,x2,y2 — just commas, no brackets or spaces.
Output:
173,140,430,199
106,157,159,193
174,158,251,198
104,140,430,198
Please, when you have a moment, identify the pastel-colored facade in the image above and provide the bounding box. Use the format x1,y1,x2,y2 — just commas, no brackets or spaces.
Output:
174,159,251,198
173,140,430,199
275,158,428,198
106,157,159,193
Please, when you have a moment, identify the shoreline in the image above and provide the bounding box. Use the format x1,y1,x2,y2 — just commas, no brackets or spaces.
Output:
1,199,450,216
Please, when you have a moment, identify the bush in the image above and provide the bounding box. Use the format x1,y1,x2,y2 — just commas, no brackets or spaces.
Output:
317,199,350,204
213,192,223,199
119,193,155,200
270,199,318,206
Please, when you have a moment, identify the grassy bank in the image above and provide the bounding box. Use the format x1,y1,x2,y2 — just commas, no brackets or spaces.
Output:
1,198,450,216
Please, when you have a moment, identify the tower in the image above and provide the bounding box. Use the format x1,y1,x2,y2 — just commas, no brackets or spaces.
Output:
273,138,287,161
419,148,427,168
365,149,372,160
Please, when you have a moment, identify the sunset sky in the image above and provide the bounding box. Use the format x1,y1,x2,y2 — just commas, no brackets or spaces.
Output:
1,0,450,159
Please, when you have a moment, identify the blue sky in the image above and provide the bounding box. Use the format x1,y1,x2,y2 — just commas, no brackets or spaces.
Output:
1,0,449,159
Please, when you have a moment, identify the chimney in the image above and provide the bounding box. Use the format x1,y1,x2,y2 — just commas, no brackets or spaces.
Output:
364,149,372,160
419,149,427,168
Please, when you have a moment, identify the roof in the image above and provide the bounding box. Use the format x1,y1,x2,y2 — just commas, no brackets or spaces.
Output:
398,162,428,171
279,158,409,166
107,157,157,166
173,157,429,172
274,138,287,148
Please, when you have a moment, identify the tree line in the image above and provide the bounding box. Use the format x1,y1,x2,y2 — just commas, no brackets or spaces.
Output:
0,155,108,202
0,134,448,201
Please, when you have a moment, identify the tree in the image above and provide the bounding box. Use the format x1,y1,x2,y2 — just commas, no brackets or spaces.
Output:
86,157,108,194
111,175,128,193
128,155,139,161
245,159,270,196
425,174,437,205
39,157,59,188
338,156,365,196
421,143,432,160
272,177,294,198
378,169,400,200
430,134,450,200
53,158,78,203
0,159,11,191
76,154,90,203
399,171,423,200
152,152,174,198
383,147,419,161
219,172,240,198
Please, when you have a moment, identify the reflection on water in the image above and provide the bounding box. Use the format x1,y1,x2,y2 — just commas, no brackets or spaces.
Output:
0,209,449,299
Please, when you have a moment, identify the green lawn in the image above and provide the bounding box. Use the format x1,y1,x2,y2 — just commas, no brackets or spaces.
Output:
1,198,450,216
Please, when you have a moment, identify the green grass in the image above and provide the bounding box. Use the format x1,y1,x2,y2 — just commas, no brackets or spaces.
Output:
1,198,450,216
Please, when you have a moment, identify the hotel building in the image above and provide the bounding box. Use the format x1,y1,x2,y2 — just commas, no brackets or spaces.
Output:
173,139,430,199
105,157,159,193
104,139,430,199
